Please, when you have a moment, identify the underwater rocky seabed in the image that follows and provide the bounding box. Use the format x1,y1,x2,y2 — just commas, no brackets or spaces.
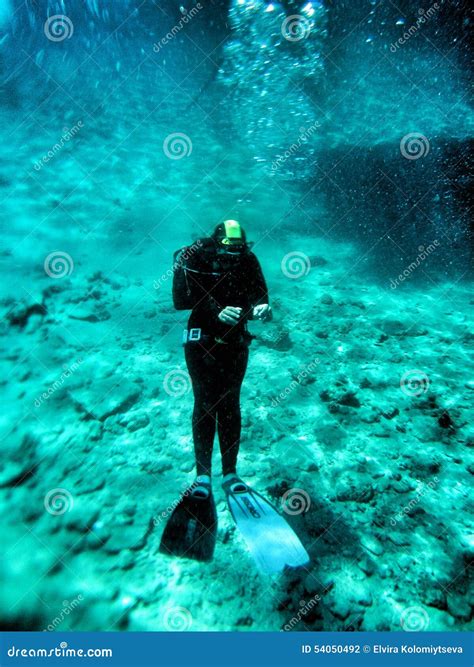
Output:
1,229,473,632
0,0,473,635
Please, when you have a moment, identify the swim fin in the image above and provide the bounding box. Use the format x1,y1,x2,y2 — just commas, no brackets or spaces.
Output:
159,486,217,562
224,480,310,574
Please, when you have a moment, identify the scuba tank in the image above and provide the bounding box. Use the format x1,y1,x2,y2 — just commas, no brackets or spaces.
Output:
172,246,195,310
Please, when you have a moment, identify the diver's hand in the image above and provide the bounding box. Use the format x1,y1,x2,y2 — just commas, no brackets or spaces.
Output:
253,304,272,321
218,306,242,325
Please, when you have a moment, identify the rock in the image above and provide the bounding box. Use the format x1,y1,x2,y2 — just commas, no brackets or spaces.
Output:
390,477,418,494
424,588,447,610
309,255,328,267
357,556,375,576
335,481,374,503
381,407,399,420
326,589,350,620
359,406,381,423
7,300,46,328
85,520,111,549
438,411,454,429
63,500,100,533
122,413,150,432
302,572,333,599
104,517,153,553
1,434,37,487
0,460,32,487
377,319,404,336
76,475,105,494
70,377,141,421
338,391,361,408
88,421,103,441
236,616,253,627
315,330,329,339
116,550,136,570
69,308,110,322
446,592,472,621
259,327,292,351
397,554,414,570
387,532,411,547
351,585,373,607
320,293,333,305
361,535,384,557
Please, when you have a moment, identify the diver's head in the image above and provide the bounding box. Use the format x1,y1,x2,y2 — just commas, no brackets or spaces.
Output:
212,220,248,255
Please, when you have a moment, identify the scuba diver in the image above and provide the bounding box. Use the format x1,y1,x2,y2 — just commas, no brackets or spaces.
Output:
160,221,309,573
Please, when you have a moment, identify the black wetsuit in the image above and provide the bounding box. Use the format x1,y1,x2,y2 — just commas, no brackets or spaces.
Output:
173,238,268,477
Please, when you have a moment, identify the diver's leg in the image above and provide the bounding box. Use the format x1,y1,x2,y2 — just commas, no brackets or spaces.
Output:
184,344,219,477
217,347,249,476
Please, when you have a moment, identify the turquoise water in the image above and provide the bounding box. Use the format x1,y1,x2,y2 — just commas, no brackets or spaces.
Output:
1,0,473,632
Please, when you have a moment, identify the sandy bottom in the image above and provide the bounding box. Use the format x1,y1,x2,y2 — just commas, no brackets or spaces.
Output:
2,226,473,632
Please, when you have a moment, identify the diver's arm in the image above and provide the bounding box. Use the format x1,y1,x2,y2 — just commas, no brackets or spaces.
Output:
246,253,270,319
